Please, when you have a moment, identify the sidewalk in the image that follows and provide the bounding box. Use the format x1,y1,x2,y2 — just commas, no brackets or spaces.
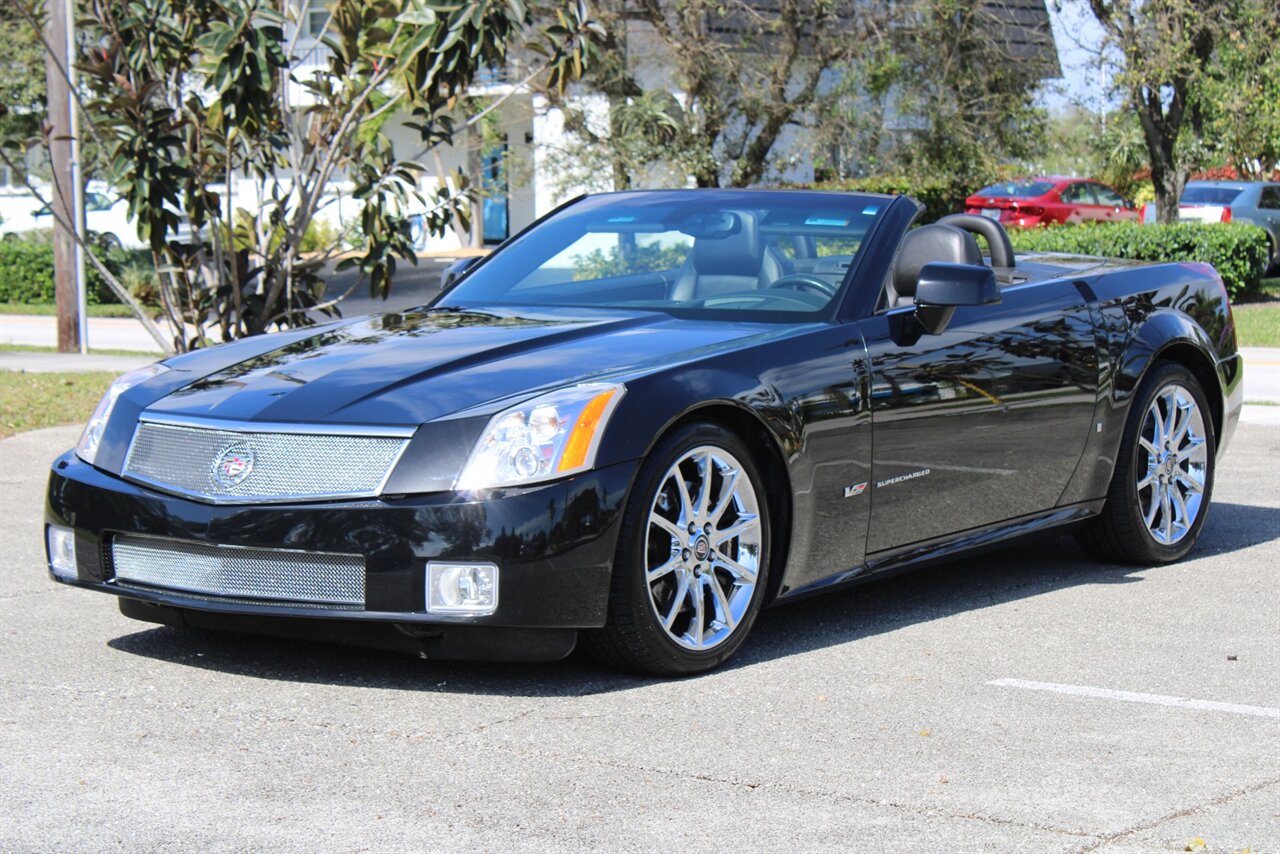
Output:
0,350,158,373
0,314,165,354
1239,347,1280,404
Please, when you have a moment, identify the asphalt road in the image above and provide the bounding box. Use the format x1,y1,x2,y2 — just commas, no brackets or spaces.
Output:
1,423,1277,852
317,256,450,318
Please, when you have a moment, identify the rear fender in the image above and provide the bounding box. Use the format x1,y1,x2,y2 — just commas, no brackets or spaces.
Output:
1115,308,1221,404
1058,307,1231,505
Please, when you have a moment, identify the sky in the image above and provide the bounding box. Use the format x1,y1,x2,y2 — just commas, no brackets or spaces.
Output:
1041,1,1120,116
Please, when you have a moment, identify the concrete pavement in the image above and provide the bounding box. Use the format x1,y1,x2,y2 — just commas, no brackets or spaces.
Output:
0,314,167,354
0,350,158,373
1,421,1277,851
1240,347,1280,403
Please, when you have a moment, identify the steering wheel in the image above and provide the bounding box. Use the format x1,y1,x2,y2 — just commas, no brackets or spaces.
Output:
767,272,838,297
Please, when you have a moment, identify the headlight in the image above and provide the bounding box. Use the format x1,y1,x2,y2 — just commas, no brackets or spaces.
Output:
76,363,168,465
455,382,625,490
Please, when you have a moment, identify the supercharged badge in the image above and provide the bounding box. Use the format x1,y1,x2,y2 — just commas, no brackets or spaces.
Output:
876,468,931,489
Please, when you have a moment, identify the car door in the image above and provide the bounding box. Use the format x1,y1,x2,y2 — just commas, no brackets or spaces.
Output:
1092,184,1135,222
856,280,1099,555
1253,185,1280,260
1060,182,1102,222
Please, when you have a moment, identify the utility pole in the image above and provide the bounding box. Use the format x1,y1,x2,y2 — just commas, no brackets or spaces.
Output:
44,0,86,353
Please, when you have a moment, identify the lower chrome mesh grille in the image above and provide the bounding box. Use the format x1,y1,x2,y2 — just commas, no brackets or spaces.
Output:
123,420,409,503
111,534,365,607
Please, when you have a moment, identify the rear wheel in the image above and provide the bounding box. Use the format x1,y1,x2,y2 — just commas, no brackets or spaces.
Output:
1076,362,1215,564
584,422,770,676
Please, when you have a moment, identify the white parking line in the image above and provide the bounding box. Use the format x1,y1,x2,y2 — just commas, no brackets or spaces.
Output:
988,678,1280,719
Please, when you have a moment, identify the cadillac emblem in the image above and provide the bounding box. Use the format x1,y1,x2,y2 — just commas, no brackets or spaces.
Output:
211,441,255,488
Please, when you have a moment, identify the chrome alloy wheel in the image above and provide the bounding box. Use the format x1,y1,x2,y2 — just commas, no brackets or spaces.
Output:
645,446,763,651
1136,383,1208,545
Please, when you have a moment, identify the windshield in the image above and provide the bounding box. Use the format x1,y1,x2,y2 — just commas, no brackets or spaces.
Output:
976,181,1055,198
1180,186,1242,205
437,190,886,320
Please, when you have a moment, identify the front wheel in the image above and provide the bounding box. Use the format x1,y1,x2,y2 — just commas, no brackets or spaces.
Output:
584,422,770,676
1076,362,1216,564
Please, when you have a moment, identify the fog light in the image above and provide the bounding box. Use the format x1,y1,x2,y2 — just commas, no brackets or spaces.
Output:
47,525,77,580
427,562,498,615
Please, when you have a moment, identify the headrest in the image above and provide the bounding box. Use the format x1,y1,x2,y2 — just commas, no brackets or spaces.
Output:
892,224,983,298
691,211,761,278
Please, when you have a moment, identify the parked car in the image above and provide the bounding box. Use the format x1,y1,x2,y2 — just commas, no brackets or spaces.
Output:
45,190,1242,675
965,177,1140,227
0,187,144,249
1142,181,1280,271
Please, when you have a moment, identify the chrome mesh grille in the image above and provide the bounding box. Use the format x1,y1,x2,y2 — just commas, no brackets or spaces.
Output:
123,420,408,503
111,534,365,607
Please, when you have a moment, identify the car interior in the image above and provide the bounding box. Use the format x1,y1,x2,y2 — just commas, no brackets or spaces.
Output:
667,210,792,301
454,199,1106,318
670,209,1040,313
877,212,1114,311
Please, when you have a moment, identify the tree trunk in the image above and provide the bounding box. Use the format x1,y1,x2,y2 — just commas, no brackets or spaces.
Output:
1150,161,1187,225
466,123,484,248
1131,83,1186,225
44,0,82,353
1141,126,1187,225
607,91,631,190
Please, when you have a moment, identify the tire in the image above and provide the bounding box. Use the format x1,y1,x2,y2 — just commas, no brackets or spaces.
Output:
1076,361,1216,564
583,421,771,676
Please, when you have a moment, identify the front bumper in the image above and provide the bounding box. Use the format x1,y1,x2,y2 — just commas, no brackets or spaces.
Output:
46,451,636,655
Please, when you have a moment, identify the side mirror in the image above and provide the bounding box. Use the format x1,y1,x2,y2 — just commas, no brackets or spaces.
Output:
914,262,1001,335
441,255,481,290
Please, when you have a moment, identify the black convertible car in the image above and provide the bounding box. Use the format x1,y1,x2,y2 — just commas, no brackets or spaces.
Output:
45,190,1243,675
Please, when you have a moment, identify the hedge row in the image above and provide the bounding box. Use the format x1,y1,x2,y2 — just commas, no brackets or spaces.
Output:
0,240,147,304
1007,222,1271,299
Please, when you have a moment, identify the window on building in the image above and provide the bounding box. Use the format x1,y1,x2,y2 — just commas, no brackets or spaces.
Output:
303,1,329,37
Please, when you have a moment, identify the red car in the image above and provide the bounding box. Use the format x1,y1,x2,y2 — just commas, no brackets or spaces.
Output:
964,177,1139,227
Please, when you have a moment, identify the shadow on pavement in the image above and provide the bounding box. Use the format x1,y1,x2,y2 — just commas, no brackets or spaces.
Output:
106,502,1279,696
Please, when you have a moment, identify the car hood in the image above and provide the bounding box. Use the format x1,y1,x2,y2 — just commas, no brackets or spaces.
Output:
147,305,796,427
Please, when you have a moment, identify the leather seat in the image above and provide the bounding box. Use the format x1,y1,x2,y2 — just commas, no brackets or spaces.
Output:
887,223,983,307
670,211,790,301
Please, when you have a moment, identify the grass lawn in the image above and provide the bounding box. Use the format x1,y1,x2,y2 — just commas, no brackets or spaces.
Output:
1234,303,1280,348
0,343,156,358
0,372,115,439
1234,277,1280,348
0,302,142,318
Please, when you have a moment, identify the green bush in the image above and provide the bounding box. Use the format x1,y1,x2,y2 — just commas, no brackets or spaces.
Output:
300,218,342,253
796,175,979,224
222,209,344,255
1008,222,1270,299
0,239,152,305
